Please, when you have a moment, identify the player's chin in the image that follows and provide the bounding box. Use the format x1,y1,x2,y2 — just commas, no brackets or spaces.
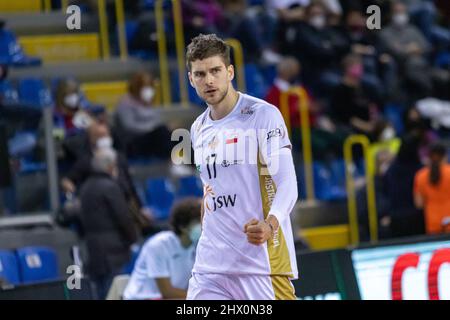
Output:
203,96,219,105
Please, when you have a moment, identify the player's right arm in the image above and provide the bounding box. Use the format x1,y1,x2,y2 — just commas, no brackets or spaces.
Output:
155,278,187,299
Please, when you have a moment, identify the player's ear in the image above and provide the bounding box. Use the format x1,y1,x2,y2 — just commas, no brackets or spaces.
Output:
228,64,234,81
188,72,195,88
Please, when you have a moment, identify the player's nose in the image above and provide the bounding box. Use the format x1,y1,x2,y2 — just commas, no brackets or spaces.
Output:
206,72,214,85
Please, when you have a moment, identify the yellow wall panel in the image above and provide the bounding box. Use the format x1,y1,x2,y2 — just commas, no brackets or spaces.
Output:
81,81,128,112
299,225,351,251
19,34,100,63
0,0,41,12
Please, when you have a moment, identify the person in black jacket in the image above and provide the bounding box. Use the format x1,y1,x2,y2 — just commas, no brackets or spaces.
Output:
61,122,155,236
79,147,138,300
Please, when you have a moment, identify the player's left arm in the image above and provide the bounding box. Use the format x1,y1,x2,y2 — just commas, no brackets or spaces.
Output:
245,106,298,245
245,146,298,245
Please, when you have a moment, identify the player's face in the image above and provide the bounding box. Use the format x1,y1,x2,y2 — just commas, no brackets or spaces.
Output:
188,56,234,106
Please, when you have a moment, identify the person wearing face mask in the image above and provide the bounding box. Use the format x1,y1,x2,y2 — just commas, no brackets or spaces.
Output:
123,198,201,300
54,78,94,135
264,57,347,159
60,122,156,237
378,0,432,100
330,54,383,140
285,1,349,91
115,71,173,159
79,147,139,300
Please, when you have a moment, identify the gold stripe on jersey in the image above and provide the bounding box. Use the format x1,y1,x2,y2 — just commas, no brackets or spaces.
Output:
257,153,293,277
271,276,296,300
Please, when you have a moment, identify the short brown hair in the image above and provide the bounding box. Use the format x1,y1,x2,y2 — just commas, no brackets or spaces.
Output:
170,197,201,236
128,71,154,98
186,34,231,71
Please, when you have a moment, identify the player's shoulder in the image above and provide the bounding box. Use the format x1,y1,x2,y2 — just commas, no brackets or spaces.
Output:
190,108,209,133
239,93,282,120
143,230,178,251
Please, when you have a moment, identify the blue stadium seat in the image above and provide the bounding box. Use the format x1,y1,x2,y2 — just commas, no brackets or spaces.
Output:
0,250,21,285
0,28,41,66
176,175,203,199
125,20,139,48
18,78,53,108
244,63,268,99
146,178,175,221
329,159,347,188
0,80,19,104
298,162,347,201
8,131,37,157
384,103,404,135
16,246,59,284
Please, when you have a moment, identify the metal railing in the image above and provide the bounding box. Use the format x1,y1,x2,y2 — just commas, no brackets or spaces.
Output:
225,38,246,93
61,0,68,12
97,0,110,59
280,86,315,201
43,0,51,12
115,0,128,61
155,0,188,106
62,0,128,61
343,134,378,245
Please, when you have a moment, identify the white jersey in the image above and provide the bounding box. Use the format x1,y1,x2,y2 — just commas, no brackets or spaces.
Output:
123,231,196,300
190,92,298,279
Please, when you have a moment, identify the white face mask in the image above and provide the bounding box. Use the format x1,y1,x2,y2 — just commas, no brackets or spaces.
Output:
310,15,326,29
140,86,155,103
188,223,202,243
96,136,113,149
381,127,396,141
393,13,409,27
64,93,80,109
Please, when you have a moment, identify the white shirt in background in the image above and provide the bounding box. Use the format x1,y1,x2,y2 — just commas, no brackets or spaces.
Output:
123,231,196,300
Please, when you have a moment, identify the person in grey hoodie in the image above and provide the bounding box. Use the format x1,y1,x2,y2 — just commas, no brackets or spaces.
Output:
114,71,172,159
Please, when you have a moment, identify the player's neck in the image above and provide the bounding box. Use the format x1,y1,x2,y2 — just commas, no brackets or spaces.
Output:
209,88,239,121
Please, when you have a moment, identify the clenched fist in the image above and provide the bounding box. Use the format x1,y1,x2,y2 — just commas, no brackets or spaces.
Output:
244,217,277,245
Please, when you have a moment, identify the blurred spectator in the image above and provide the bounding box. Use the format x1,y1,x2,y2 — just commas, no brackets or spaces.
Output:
182,0,224,41
218,0,282,64
123,198,201,300
337,9,394,100
36,78,94,161
414,142,450,234
382,132,425,237
115,71,172,159
403,106,439,163
61,122,155,236
53,78,93,136
330,54,383,140
282,1,349,90
264,56,347,158
266,0,310,23
403,0,450,46
79,147,138,299
378,0,433,101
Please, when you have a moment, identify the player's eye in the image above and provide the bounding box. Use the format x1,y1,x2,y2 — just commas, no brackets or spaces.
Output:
194,72,205,77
